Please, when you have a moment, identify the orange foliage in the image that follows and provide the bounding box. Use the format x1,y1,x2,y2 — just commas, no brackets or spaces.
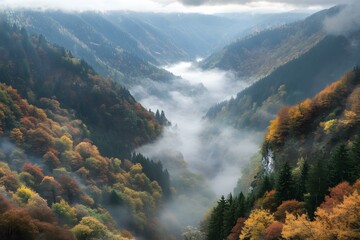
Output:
274,200,305,222
0,208,39,240
226,217,246,240
262,190,278,213
320,181,355,213
264,221,283,240
23,164,45,184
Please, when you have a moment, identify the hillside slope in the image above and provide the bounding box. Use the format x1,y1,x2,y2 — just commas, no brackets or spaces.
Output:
0,81,171,239
0,19,161,158
205,68,360,240
206,30,360,131
5,10,174,88
263,67,360,169
201,7,339,80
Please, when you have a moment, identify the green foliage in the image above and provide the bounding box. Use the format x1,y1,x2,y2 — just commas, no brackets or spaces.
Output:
52,199,77,226
0,19,162,158
276,162,294,205
206,193,248,240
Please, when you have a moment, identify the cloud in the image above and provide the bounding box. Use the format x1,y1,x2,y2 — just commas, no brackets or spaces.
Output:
173,0,341,7
133,61,262,234
0,0,332,13
323,1,360,36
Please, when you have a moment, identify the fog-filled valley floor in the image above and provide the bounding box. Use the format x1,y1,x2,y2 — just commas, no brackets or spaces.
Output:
133,61,262,233
0,1,360,240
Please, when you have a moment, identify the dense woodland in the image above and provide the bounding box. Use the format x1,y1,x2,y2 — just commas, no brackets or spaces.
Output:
200,7,338,78
205,6,360,132
0,19,177,239
204,68,360,240
0,19,162,158
0,4,360,240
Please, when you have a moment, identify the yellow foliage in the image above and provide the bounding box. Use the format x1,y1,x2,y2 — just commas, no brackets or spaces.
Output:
13,185,36,204
321,119,338,133
282,191,360,239
240,209,275,240
10,128,23,143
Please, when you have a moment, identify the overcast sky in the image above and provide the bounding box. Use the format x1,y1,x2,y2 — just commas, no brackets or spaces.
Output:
0,0,346,13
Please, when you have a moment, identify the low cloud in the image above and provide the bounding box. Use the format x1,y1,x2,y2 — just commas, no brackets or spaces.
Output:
174,0,341,7
323,1,360,36
133,62,261,234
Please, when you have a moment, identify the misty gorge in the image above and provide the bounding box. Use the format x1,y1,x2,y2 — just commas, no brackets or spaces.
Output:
0,1,360,240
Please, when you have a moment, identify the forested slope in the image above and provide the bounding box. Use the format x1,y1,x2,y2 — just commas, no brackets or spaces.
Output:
0,19,162,158
204,68,360,240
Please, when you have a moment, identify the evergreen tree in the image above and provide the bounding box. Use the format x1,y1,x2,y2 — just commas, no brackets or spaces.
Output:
306,157,329,218
349,135,360,183
296,160,309,201
235,192,246,218
329,144,351,187
276,162,294,204
223,193,236,239
207,196,226,240
257,175,273,198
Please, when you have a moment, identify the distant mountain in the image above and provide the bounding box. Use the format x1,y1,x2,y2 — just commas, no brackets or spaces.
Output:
206,27,360,131
0,19,161,158
201,7,340,80
4,10,174,88
105,11,308,63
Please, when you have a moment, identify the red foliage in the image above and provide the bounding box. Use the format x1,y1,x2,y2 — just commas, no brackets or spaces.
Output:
43,151,61,171
274,200,305,222
226,217,246,240
0,195,12,214
23,163,45,184
264,221,283,240
58,175,82,204
0,208,39,240
320,181,354,213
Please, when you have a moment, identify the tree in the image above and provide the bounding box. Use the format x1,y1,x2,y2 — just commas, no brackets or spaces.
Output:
306,157,329,218
38,176,63,205
264,221,283,240
207,196,226,240
274,200,305,222
0,208,39,240
223,193,237,238
329,144,351,187
282,191,360,239
320,181,353,213
51,199,77,226
22,163,45,186
276,162,294,205
240,209,275,240
297,160,309,201
349,135,360,182
71,216,110,240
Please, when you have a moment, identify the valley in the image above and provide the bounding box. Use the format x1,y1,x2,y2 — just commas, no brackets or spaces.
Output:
0,1,359,240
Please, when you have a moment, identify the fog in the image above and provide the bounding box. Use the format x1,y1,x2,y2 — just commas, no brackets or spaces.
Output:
323,1,360,36
131,61,262,235
135,61,260,194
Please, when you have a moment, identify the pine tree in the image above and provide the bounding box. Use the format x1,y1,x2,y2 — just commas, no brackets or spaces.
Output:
306,157,329,218
276,162,294,205
297,160,309,200
207,196,226,240
329,144,351,187
257,175,273,198
223,194,236,239
349,135,360,183
235,192,246,218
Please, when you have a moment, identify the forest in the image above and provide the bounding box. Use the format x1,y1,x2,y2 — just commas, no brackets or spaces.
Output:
203,68,360,240
0,2,360,240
